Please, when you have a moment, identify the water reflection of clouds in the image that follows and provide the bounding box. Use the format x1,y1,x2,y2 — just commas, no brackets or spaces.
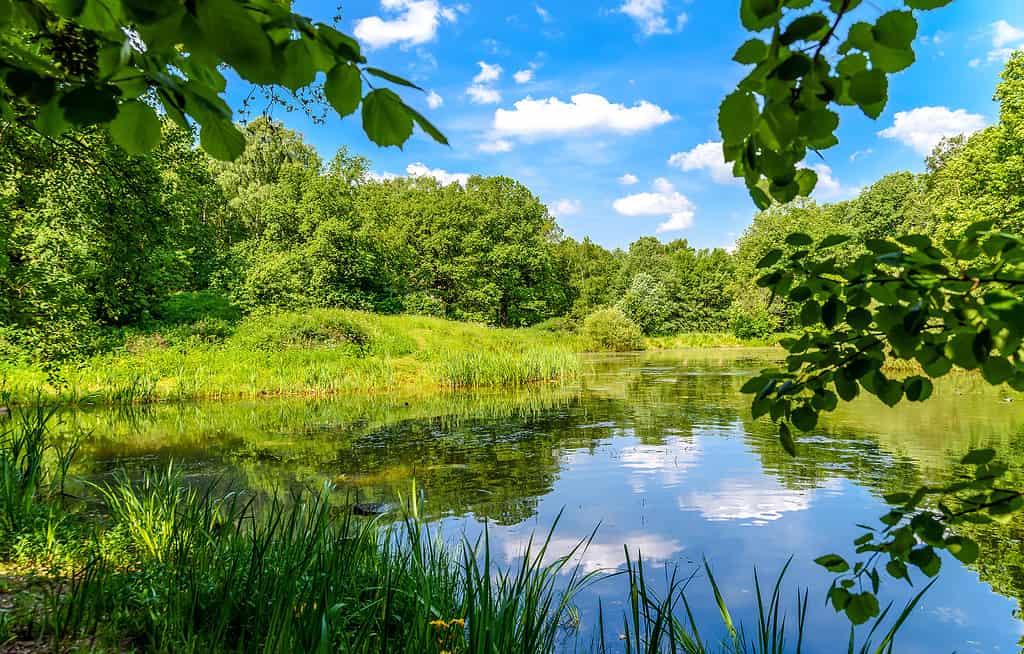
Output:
500,533,685,574
619,436,703,493
679,478,815,524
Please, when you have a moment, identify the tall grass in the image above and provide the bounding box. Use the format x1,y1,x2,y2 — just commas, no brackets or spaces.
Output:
644,333,784,350
439,347,581,388
1,310,586,406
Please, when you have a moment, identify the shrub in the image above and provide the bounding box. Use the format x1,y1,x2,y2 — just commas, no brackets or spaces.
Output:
230,311,370,353
403,291,446,317
157,291,242,325
729,304,779,340
581,308,644,352
531,316,576,334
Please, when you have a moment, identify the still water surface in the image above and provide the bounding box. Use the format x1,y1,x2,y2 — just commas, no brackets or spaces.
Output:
63,350,1024,652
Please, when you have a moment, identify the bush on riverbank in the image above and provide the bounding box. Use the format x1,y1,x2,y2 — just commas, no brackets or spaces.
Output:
581,308,645,352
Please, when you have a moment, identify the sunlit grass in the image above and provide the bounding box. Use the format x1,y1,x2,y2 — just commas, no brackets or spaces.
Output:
1,310,586,406
645,332,785,350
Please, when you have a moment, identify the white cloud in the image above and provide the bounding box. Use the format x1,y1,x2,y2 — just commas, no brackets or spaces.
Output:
501,533,683,574
513,69,534,84
878,106,987,155
681,479,812,523
425,90,443,109
549,198,582,217
969,58,982,68
473,61,503,84
984,21,1024,64
993,20,1024,48
613,178,696,233
494,93,672,137
618,0,686,36
652,176,674,193
478,139,513,154
466,85,502,104
354,0,457,50
406,162,471,186
365,171,399,183
849,148,872,162
668,141,737,185
618,173,639,185
808,164,859,202
535,5,552,22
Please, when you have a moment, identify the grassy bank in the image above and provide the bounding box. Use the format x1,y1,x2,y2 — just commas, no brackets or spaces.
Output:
0,409,921,653
645,332,782,350
1,310,583,406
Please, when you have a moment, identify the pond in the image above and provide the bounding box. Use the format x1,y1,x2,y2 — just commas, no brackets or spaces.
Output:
59,350,1024,653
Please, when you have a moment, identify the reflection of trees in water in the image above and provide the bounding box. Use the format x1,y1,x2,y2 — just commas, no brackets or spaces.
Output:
55,352,1024,621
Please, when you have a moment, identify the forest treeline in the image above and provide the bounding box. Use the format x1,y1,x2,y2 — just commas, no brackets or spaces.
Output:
2,57,1022,361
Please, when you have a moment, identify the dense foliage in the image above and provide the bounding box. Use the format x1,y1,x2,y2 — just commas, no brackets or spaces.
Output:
723,0,1024,629
0,0,443,159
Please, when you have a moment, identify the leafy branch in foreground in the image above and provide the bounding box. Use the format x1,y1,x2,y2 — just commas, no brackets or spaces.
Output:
744,221,1024,454
815,448,1019,626
0,0,446,160
722,0,951,208
741,222,1024,623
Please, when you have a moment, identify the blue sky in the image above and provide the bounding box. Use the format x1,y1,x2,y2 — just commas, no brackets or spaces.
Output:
226,0,1024,251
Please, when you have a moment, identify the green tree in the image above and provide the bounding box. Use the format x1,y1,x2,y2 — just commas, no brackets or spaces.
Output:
926,56,1024,239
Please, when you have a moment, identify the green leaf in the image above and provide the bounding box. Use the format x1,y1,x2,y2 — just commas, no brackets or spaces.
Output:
756,249,783,269
785,232,813,246
815,554,850,573
798,108,839,141
904,0,953,7
845,592,880,625
779,422,797,457
961,449,996,465
33,99,68,137
944,537,979,565
108,101,162,155
872,11,918,50
780,13,829,45
740,0,782,31
365,67,423,90
362,88,414,148
199,117,246,161
908,546,941,577
849,69,888,118
870,44,916,73
791,405,818,431
58,85,119,125
196,0,274,85
404,103,448,146
280,40,317,91
324,64,362,118
734,39,769,64
904,376,933,402
981,357,1015,385
718,91,759,144
845,22,875,51
885,559,908,580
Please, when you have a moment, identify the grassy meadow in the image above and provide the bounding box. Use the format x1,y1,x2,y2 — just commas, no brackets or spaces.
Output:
1,310,586,406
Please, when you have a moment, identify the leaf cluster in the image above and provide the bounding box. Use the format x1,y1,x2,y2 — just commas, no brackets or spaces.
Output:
723,0,951,207
0,0,445,159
